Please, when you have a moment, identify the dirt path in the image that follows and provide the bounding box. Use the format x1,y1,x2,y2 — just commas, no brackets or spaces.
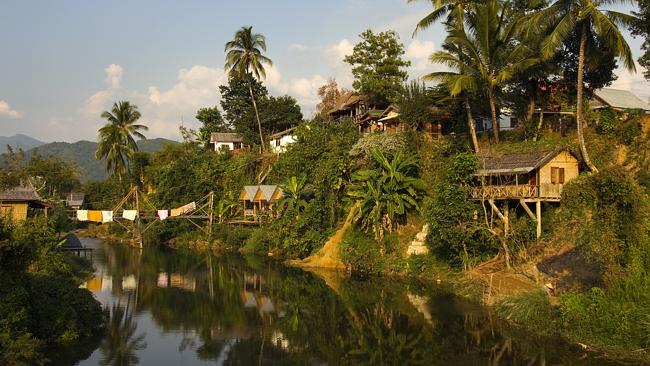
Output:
287,202,359,270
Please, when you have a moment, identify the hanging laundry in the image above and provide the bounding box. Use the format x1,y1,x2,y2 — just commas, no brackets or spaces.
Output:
122,210,138,221
88,210,103,223
76,210,88,221
157,210,169,220
171,202,196,217
101,211,113,223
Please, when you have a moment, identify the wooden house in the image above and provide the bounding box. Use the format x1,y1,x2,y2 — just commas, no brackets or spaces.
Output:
65,192,85,209
470,149,580,238
210,133,250,153
0,182,50,221
239,185,283,220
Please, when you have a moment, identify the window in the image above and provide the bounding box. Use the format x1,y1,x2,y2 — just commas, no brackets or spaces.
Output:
551,167,565,184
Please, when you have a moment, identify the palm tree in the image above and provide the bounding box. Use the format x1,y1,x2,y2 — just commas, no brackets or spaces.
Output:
348,149,423,241
215,192,238,224
224,26,273,152
426,0,539,144
408,0,477,35
278,176,309,216
96,101,148,178
530,0,637,172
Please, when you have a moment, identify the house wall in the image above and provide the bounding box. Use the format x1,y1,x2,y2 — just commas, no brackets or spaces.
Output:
214,142,235,151
538,151,579,197
270,135,296,154
0,202,28,221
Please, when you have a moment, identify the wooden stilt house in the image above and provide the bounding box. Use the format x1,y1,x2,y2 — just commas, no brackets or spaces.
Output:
470,149,580,238
0,182,50,221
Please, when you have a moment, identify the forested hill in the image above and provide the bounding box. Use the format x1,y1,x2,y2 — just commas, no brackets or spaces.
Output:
26,138,177,181
0,134,46,153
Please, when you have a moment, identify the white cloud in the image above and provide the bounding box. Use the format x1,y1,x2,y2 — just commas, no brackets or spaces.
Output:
406,39,436,77
327,39,354,63
0,100,23,119
105,64,123,89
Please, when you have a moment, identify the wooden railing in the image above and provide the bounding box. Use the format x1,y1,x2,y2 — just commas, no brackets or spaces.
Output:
470,185,539,200
470,184,564,200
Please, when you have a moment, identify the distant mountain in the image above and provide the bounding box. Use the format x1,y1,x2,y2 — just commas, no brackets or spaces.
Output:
26,138,178,182
0,134,46,153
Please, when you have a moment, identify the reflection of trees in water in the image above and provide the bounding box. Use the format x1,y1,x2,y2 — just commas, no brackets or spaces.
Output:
99,302,147,366
95,243,595,366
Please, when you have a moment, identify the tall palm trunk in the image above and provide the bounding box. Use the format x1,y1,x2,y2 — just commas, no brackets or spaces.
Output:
487,89,500,144
576,23,598,173
464,97,480,153
249,83,265,153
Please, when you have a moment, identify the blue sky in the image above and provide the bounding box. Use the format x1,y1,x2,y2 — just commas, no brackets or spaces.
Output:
0,0,648,142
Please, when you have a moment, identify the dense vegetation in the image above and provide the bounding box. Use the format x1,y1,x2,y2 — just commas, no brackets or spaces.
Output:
0,217,104,365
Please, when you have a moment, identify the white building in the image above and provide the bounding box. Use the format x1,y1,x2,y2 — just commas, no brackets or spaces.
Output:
475,114,518,132
590,88,650,113
210,132,248,152
269,128,297,154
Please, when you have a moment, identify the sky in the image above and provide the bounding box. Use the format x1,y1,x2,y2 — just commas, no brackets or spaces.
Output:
0,0,648,142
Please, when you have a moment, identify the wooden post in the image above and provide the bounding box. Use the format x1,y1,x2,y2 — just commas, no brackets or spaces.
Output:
536,200,542,239
207,191,214,236
135,189,143,249
503,201,509,239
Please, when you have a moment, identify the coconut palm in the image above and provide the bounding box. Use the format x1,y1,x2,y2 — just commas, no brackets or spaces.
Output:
224,26,273,152
348,149,423,241
407,0,477,35
529,0,637,172
426,0,539,144
96,101,148,178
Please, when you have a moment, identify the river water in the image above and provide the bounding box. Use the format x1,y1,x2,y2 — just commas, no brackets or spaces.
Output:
56,238,624,365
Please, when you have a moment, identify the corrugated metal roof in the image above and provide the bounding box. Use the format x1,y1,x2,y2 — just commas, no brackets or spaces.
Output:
239,185,282,202
592,88,650,111
269,127,296,139
210,132,244,143
242,186,259,202
258,185,278,202
0,182,42,202
476,150,570,176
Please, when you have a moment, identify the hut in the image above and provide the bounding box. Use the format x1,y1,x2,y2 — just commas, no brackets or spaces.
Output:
0,182,50,221
470,149,580,238
239,185,283,220
65,192,85,209
590,88,650,113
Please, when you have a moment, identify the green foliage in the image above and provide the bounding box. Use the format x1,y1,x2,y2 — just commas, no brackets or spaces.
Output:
278,176,309,216
348,149,423,240
258,95,303,134
596,108,617,134
559,279,650,350
344,29,410,104
495,290,559,336
219,74,269,145
397,81,435,130
558,167,650,281
0,217,103,365
195,106,229,148
23,156,81,199
340,226,385,275
424,153,498,268
348,132,409,167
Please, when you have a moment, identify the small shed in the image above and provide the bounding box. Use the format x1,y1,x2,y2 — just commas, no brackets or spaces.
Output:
65,192,85,209
269,127,297,154
0,182,50,221
471,149,580,201
210,132,249,152
239,185,282,220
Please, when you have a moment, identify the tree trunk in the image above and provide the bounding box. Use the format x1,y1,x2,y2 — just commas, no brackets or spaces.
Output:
526,90,536,125
533,111,543,142
249,83,265,153
488,89,500,144
576,23,599,173
465,97,480,153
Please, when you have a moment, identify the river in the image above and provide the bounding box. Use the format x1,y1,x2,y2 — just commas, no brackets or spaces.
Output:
55,238,624,365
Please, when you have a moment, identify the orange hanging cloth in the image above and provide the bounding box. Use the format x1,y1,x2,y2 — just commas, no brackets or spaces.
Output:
87,210,103,222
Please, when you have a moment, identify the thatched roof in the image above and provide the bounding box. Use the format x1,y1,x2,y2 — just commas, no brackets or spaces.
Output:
0,182,42,202
210,132,244,143
63,233,83,249
476,149,574,176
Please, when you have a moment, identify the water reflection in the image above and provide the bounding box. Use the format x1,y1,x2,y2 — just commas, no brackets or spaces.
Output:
66,239,623,365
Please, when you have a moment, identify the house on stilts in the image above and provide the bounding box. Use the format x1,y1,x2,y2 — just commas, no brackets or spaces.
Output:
239,185,283,221
470,149,580,238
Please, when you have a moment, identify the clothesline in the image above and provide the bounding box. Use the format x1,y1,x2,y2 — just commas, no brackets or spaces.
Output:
76,201,197,223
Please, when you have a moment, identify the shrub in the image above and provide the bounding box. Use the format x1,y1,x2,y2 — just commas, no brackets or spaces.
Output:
340,227,385,276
